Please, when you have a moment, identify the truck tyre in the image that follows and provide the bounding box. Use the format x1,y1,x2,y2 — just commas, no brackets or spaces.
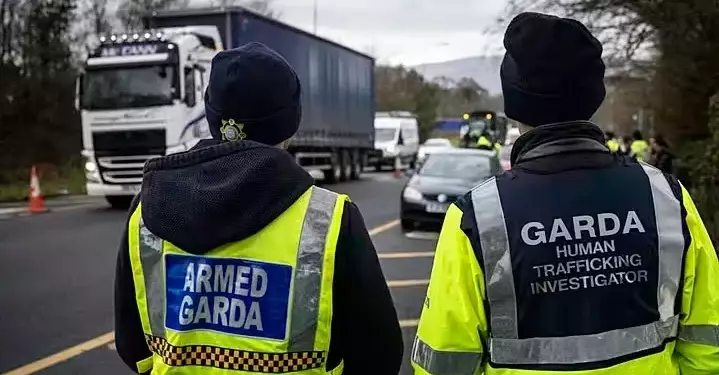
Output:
323,152,341,184
350,150,362,180
409,154,417,170
106,196,133,210
340,150,351,182
374,161,383,172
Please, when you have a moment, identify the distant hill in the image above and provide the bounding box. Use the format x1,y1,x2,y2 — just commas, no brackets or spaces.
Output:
413,55,504,95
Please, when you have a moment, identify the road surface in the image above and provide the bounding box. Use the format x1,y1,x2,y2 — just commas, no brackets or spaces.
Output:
0,171,437,375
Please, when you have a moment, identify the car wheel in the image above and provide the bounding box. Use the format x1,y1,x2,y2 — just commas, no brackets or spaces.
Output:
401,219,414,232
106,196,132,210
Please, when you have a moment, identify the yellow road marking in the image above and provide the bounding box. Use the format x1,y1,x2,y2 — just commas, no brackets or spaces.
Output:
387,279,429,288
2,332,115,375
399,319,420,328
2,218,407,374
368,219,400,236
378,251,434,259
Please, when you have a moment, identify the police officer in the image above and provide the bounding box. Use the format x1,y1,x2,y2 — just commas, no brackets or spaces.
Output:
476,130,501,152
413,13,719,375
605,131,620,153
630,130,650,161
114,43,403,375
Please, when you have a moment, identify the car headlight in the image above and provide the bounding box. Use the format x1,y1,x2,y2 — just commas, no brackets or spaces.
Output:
402,187,423,202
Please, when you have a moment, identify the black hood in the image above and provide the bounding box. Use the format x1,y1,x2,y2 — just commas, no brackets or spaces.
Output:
139,139,313,254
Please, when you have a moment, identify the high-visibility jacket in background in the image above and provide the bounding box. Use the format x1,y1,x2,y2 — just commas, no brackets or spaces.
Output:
631,140,650,161
412,163,719,375
606,138,620,152
477,136,501,152
128,186,347,375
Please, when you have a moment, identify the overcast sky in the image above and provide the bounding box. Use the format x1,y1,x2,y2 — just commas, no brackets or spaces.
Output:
272,0,507,65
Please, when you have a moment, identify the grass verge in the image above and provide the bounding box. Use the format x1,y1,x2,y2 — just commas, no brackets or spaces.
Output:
0,159,86,202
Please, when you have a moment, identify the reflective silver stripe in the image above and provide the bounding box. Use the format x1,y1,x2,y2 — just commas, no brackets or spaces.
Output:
640,164,685,320
490,315,679,365
288,187,338,351
471,178,517,339
678,324,719,346
412,338,482,375
139,218,166,338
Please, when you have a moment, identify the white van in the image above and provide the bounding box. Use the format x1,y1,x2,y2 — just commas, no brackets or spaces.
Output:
368,111,420,171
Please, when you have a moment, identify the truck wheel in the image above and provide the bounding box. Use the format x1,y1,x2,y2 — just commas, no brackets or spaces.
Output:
340,150,351,182
409,155,417,170
374,161,383,172
350,150,362,180
106,196,132,210
323,152,341,184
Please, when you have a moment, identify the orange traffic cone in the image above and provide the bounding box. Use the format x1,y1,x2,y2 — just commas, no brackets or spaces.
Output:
28,165,48,214
393,156,402,178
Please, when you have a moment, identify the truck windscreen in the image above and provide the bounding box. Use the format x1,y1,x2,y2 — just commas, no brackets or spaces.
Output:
81,64,178,110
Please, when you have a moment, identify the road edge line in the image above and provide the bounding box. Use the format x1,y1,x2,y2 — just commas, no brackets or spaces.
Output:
2,332,115,375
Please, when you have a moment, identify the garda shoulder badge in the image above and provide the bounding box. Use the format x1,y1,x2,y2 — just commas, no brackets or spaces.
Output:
220,119,246,141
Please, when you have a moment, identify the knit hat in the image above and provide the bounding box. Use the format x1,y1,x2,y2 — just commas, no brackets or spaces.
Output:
204,42,302,144
501,12,606,127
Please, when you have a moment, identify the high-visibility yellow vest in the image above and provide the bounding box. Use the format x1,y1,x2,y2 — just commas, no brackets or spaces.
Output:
631,140,649,161
606,139,620,152
412,163,719,375
477,136,499,152
128,186,348,375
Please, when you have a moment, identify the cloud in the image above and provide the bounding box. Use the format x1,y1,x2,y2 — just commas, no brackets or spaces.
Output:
273,0,506,64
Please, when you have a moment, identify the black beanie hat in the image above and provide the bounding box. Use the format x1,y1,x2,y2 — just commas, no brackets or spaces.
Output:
501,12,606,127
205,42,301,144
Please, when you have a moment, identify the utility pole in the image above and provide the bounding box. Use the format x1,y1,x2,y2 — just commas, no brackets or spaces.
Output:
312,0,317,34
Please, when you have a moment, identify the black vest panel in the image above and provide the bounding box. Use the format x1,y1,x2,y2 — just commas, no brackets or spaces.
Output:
495,163,660,338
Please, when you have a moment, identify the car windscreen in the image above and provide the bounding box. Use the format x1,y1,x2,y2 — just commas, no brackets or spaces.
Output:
81,64,178,110
419,153,492,180
375,128,397,142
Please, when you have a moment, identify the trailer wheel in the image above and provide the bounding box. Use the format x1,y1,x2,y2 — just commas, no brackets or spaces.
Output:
340,150,351,182
350,150,362,180
323,152,341,184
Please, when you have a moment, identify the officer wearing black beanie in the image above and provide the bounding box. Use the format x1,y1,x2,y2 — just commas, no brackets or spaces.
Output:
412,12,719,375
114,43,403,375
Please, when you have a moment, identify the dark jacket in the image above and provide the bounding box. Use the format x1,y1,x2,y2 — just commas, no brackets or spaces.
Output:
114,139,403,375
652,150,675,175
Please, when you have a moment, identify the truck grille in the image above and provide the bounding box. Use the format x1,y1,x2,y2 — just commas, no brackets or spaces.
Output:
92,130,166,185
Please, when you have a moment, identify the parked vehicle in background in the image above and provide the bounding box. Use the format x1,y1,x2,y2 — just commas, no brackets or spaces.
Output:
499,143,512,170
459,110,509,148
367,111,419,171
78,7,374,209
417,138,453,163
505,127,521,145
400,148,502,232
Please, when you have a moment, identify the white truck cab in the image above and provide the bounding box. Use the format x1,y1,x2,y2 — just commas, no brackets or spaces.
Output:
368,111,419,171
77,27,221,208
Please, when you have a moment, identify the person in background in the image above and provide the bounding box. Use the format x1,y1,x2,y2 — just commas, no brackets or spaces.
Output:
476,130,502,152
412,11,719,375
630,129,650,161
605,131,620,153
114,42,403,375
621,135,633,155
650,135,675,174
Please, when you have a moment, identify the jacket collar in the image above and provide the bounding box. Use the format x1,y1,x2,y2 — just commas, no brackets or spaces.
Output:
511,121,609,166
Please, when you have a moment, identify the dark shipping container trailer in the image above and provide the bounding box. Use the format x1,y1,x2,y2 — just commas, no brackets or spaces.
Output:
145,7,375,182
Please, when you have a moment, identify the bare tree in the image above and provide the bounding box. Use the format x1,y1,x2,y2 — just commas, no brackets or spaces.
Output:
502,0,719,143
